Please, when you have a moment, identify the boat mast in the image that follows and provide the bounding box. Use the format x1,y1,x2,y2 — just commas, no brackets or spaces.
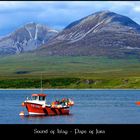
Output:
41,73,43,93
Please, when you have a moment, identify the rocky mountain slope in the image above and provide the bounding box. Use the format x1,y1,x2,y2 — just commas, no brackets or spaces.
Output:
38,10,140,58
0,22,58,56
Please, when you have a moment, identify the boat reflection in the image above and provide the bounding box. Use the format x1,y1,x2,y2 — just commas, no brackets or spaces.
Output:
20,114,48,119
20,113,75,123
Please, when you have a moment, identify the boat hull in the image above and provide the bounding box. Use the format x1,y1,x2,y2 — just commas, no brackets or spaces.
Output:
24,102,69,115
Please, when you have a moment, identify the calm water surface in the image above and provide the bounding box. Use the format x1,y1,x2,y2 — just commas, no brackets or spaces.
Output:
0,90,140,124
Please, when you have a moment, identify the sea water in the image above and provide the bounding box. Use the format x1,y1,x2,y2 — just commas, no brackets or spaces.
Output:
0,89,140,124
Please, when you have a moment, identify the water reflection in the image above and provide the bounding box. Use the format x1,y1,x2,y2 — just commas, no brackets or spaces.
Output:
20,115,47,119
20,114,75,124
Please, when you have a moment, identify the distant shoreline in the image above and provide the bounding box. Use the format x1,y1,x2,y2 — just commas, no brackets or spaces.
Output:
0,88,140,90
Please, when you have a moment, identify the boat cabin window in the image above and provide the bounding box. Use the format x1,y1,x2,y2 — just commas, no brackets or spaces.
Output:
39,96,45,101
32,96,38,100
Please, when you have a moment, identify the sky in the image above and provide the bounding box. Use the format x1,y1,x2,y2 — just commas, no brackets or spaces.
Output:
0,1,140,36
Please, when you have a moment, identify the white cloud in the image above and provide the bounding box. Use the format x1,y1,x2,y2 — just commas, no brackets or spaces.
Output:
0,1,26,8
0,1,140,36
133,6,140,12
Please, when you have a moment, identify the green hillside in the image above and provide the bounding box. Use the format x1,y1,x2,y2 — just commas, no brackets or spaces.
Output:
0,54,140,88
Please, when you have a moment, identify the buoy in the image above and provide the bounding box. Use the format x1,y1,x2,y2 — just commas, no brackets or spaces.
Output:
19,111,25,116
136,101,140,106
21,102,25,106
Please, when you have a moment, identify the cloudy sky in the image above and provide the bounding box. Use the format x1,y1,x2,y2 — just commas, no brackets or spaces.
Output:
0,1,140,36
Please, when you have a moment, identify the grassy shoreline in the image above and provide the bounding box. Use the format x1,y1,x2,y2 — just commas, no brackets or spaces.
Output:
0,76,140,89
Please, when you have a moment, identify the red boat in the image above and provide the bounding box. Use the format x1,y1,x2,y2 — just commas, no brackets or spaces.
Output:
136,101,140,106
21,93,74,116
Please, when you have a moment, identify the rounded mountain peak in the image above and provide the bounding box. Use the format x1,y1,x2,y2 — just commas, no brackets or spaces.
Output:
65,10,116,29
65,10,140,30
94,10,113,15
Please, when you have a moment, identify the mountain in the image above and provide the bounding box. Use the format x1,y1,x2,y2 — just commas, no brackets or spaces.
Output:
38,10,140,58
0,22,58,56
